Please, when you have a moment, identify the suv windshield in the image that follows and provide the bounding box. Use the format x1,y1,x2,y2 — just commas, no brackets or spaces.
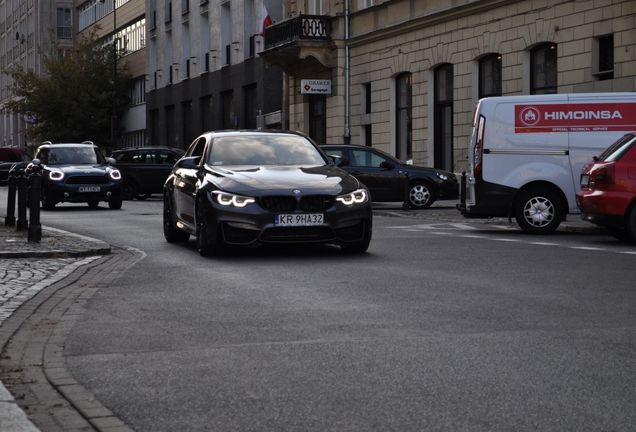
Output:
597,134,636,162
207,134,327,166
41,146,105,165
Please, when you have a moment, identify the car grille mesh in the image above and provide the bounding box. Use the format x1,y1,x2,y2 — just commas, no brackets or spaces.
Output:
258,195,334,212
65,175,109,185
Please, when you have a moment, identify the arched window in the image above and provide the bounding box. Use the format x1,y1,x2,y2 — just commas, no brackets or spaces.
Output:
530,43,557,94
395,73,412,161
479,54,502,98
434,64,453,171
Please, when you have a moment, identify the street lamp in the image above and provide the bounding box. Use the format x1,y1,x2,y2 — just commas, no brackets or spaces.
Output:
99,0,117,150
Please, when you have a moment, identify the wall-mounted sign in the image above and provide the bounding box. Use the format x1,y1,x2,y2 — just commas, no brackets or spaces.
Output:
301,79,332,95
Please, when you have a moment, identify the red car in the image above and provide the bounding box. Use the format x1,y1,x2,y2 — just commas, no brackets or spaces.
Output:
576,132,636,241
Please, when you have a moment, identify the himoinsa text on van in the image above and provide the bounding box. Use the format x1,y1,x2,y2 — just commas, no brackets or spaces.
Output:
457,92,636,234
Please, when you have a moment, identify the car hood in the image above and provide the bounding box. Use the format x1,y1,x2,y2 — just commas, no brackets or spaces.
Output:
205,165,361,196
48,164,110,174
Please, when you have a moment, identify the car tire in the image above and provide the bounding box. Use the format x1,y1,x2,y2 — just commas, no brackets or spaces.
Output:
163,192,189,243
108,198,123,210
625,205,636,242
514,187,563,234
196,202,225,256
340,221,372,254
87,200,99,208
408,182,434,209
122,181,138,200
606,226,632,243
41,189,56,210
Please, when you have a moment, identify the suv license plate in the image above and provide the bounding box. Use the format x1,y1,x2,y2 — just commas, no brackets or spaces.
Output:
275,214,324,226
79,186,101,193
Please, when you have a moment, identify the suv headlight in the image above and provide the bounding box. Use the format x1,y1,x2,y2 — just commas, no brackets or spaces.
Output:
49,169,64,181
108,169,122,180
336,189,368,206
435,172,448,181
212,191,255,208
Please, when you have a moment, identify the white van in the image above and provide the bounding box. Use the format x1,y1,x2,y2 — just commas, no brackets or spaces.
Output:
458,92,636,233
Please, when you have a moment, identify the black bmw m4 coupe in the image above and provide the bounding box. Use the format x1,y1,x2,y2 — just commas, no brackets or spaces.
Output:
163,130,372,256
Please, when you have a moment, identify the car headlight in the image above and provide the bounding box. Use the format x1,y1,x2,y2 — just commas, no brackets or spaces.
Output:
435,172,448,181
212,191,255,208
336,188,368,205
49,169,64,181
109,169,122,180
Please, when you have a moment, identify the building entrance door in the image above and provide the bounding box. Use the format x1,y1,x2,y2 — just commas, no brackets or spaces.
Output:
309,95,326,145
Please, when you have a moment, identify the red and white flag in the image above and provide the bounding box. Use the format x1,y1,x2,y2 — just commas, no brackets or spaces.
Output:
260,2,272,35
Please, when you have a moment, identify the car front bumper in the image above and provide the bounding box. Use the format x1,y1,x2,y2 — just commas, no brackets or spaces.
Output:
576,189,630,228
202,194,373,247
45,181,122,203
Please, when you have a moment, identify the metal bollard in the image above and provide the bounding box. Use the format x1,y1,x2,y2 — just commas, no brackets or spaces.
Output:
27,161,42,242
16,167,28,231
4,166,17,226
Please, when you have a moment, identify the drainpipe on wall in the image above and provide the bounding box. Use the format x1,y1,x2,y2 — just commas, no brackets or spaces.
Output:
343,0,351,144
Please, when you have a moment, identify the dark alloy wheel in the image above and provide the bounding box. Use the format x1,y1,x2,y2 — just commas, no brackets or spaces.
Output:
41,189,56,210
122,181,138,200
340,221,372,254
514,187,563,234
196,201,225,256
108,198,123,210
163,192,189,243
408,182,434,209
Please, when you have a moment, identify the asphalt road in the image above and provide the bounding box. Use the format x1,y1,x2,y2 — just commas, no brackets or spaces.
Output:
23,197,636,431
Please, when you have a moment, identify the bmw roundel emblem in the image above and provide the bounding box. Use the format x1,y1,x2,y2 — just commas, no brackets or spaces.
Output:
293,189,302,195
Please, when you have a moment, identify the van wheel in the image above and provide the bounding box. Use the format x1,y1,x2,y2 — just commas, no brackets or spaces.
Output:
514,187,563,234
408,182,435,208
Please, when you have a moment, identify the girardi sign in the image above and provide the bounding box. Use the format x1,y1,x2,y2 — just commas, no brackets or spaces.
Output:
515,103,636,133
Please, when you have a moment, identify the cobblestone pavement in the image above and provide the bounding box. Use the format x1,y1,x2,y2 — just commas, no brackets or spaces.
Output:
0,221,113,432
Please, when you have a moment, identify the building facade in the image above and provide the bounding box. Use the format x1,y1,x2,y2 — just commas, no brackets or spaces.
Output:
263,0,636,172
145,0,283,150
76,0,147,149
0,0,74,151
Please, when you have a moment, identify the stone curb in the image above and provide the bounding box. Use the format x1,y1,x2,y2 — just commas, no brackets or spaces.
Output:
0,226,111,259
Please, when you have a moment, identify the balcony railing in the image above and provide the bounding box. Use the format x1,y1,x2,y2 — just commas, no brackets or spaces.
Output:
264,15,330,50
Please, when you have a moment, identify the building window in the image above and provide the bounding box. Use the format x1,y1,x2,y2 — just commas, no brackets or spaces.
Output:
165,0,172,23
57,8,72,39
364,83,371,114
479,54,502,98
364,124,372,147
128,77,146,105
395,73,412,162
530,42,557,94
181,0,189,14
595,34,614,81
434,64,453,171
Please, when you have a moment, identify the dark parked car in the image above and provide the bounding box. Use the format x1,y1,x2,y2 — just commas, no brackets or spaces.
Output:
321,144,459,208
33,142,123,209
576,132,636,241
163,130,372,256
0,147,30,185
111,147,184,200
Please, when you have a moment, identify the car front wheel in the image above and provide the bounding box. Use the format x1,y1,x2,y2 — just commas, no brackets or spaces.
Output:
108,198,122,210
163,192,189,243
196,202,225,256
408,182,434,208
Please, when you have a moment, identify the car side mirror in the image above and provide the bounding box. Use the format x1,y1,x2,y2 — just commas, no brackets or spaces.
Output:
176,156,199,169
106,157,116,165
380,161,394,170
329,155,349,167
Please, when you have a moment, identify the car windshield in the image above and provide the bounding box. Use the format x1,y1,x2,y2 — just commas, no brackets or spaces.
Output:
46,146,105,165
597,134,636,162
207,134,327,166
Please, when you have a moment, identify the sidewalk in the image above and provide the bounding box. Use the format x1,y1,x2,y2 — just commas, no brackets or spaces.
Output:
1,222,112,432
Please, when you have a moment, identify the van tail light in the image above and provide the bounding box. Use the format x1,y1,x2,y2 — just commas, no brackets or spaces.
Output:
589,162,615,187
474,115,486,176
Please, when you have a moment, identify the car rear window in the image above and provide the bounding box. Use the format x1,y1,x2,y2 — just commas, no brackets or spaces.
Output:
598,134,636,162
